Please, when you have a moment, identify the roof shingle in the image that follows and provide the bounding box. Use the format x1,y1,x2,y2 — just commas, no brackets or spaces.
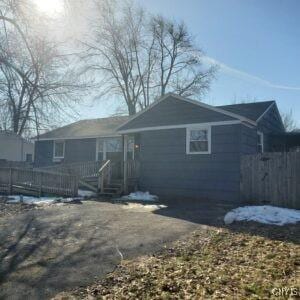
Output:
37,116,128,139
217,101,275,122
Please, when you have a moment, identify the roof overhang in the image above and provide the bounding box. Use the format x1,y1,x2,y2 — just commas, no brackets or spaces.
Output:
118,120,256,134
117,93,257,133
33,133,122,142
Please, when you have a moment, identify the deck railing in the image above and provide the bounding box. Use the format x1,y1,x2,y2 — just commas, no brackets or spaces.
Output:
0,167,78,197
126,160,140,180
37,161,103,179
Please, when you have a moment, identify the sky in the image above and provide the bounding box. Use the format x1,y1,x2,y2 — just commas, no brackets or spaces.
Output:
76,0,300,126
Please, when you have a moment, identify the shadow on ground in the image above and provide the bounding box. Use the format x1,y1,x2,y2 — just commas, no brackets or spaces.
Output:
0,208,117,300
0,199,298,300
153,199,300,244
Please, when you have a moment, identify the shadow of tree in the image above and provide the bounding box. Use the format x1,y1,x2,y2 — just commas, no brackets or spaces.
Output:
0,209,118,300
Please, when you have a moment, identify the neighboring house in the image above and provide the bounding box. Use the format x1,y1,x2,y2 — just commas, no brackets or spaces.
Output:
35,94,288,202
0,131,34,163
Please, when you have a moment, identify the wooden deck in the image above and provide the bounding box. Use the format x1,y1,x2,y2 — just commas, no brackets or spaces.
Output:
0,160,140,198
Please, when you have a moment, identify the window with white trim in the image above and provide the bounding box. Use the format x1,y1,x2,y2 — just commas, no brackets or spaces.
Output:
53,140,65,160
96,137,122,161
257,131,264,153
186,126,211,154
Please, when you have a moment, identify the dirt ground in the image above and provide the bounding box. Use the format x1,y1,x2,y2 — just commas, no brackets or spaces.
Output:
0,199,236,300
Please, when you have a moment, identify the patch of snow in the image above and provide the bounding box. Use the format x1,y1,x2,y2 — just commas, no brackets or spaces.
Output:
6,195,59,206
224,205,300,226
5,195,83,206
78,189,96,198
121,191,158,202
122,203,167,211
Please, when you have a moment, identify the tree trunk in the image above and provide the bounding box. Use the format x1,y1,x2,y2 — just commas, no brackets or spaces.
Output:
128,103,136,115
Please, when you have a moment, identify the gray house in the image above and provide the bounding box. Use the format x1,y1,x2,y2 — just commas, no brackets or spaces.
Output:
34,94,285,202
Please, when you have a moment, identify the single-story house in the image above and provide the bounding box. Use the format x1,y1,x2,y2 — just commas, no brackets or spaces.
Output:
35,93,290,202
0,131,34,163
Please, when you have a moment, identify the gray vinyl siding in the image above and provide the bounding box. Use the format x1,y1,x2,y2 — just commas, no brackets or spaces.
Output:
257,104,284,152
240,126,258,154
137,124,242,202
120,96,236,131
34,140,54,167
34,138,96,167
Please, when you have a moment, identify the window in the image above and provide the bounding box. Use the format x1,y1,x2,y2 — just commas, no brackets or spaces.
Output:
25,153,33,163
53,140,65,160
96,139,105,161
96,137,122,161
257,131,264,153
186,126,211,154
127,136,135,160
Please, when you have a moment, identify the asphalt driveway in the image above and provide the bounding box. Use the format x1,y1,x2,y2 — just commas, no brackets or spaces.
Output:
0,200,236,299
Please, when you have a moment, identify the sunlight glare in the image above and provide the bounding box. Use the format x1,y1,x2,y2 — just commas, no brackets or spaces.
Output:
32,0,64,16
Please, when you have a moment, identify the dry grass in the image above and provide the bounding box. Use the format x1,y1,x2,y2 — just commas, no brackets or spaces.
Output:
54,223,300,300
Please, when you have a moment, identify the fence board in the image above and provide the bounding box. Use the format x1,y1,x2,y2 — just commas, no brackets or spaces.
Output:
0,167,78,197
241,152,300,209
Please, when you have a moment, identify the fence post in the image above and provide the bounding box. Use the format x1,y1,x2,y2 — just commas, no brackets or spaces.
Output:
39,172,42,197
8,168,12,195
73,176,78,197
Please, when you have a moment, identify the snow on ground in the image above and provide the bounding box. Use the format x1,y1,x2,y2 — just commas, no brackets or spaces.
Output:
6,195,59,206
3,189,95,206
5,195,84,206
121,203,167,212
78,189,96,197
121,191,158,202
224,205,300,226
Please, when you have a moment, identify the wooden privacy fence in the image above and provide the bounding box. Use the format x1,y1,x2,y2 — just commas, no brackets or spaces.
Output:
241,152,300,209
0,167,78,197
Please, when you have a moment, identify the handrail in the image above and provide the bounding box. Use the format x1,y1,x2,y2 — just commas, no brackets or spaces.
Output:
98,160,111,174
97,160,112,193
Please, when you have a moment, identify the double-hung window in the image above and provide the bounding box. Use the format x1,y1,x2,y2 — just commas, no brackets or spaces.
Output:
186,126,211,154
53,140,65,161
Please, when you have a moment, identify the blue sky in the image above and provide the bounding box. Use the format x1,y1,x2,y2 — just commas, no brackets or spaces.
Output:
78,0,300,126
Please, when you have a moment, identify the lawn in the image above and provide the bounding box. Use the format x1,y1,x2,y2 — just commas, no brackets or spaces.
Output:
54,222,300,300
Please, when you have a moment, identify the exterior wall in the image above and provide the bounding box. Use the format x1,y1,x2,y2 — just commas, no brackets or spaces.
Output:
0,132,34,162
137,124,242,202
34,138,96,167
120,96,236,131
34,140,54,167
257,104,284,152
240,125,258,155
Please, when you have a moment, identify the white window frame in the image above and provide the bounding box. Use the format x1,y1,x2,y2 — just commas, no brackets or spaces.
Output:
95,137,123,161
186,126,211,155
257,131,264,153
53,140,65,161
96,138,106,161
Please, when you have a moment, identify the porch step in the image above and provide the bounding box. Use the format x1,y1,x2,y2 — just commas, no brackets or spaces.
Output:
98,182,123,198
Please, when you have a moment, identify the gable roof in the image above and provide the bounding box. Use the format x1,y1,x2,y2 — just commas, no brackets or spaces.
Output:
117,93,257,133
217,101,275,122
36,116,128,140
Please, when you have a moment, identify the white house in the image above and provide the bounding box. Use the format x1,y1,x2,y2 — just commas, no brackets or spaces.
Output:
0,131,34,162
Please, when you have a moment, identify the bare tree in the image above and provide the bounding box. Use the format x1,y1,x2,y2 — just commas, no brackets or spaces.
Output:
83,0,216,115
0,0,87,136
281,109,297,132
